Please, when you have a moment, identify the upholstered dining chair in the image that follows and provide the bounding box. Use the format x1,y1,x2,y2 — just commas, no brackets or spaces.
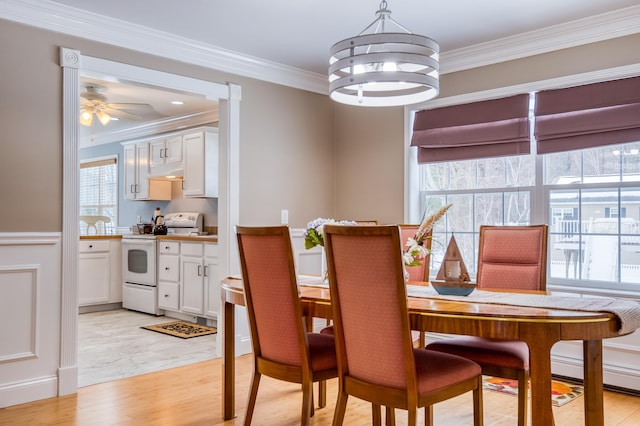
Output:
426,224,548,426
236,226,338,426
324,224,484,426
399,225,433,283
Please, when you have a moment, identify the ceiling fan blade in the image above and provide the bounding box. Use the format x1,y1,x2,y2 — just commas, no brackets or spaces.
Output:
104,109,145,121
108,102,154,110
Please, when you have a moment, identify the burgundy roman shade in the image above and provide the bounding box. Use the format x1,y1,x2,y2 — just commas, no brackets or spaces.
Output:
411,94,530,163
534,76,640,155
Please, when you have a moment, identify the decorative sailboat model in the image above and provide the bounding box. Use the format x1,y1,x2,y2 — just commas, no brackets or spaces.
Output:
431,235,476,295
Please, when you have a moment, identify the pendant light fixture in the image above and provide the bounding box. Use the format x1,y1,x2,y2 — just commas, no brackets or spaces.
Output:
329,1,439,107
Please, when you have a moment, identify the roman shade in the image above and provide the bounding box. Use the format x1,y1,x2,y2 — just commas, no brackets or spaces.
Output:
534,76,640,155
411,94,530,163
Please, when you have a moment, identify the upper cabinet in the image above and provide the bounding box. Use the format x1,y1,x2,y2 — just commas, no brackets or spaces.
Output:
183,129,219,198
122,127,218,200
149,135,183,175
123,142,150,200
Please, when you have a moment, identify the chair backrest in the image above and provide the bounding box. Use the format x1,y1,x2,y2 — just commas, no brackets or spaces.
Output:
476,225,548,291
399,225,432,282
324,225,417,391
236,226,309,367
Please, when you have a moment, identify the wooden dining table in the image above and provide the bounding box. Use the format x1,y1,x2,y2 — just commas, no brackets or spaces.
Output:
220,277,625,426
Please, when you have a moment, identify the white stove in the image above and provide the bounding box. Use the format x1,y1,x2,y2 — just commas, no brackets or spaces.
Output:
122,212,203,315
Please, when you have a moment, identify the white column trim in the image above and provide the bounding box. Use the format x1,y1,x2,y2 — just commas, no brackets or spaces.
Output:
59,47,80,396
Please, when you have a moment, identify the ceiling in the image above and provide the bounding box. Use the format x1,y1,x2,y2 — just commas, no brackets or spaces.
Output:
53,0,639,142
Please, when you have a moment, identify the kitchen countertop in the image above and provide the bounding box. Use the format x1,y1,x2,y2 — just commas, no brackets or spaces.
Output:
156,234,219,243
80,235,122,240
80,234,218,243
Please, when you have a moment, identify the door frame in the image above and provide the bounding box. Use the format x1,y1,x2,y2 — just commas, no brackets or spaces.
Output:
58,47,241,395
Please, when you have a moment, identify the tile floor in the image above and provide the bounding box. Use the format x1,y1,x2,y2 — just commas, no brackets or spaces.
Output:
78,309,218,387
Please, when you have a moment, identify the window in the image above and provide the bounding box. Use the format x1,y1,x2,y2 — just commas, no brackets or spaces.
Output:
416,95,640,294
79,156,118,234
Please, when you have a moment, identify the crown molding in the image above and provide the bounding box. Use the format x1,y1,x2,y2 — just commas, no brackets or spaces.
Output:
1,0,639,93
441,5,640,73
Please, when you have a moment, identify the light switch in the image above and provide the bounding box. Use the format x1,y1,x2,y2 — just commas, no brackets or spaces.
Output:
281,209,289,225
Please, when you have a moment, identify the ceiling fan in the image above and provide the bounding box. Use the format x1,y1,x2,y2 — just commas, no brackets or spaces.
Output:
80,85,154,127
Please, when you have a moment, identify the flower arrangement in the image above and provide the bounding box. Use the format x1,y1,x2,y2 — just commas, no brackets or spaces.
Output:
304,218,357,249
403,204,452,266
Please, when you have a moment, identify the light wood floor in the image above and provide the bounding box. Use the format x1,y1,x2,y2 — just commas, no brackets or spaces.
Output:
1,354,639,425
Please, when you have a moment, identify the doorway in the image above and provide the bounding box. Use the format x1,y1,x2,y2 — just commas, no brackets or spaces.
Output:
60,48,241,394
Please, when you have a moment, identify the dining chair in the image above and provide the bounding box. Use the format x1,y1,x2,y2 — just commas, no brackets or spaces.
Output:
426,224,548,426
324,224,483,426
236,225,338,426
399,225,433,282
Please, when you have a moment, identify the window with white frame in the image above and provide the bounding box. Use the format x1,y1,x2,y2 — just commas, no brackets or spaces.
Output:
79,156,118,234
415,80,640,293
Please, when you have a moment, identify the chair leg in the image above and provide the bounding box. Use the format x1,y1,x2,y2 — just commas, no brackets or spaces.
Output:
385,406,396,426
424,405,433,426
473,377,484,426
408,407,417,426
318,379,327,408
301,379,313,426
243,371,261,426
517,370,529,426
372,404,382,426
332,391,348,426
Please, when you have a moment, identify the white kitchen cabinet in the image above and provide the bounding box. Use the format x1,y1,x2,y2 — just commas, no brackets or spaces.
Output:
204,243,220,319
78,239,122,307
181,242,205,315
182,129,218,198
123,142,150,200
149,135,183,175
157,241,180,311
123,141,172,200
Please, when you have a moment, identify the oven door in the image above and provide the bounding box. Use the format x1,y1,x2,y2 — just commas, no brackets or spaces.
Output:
122,238,156,286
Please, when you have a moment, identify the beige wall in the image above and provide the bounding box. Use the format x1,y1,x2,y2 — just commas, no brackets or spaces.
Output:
334,104,404,224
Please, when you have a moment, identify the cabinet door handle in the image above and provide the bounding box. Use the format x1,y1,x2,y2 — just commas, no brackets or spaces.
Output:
160,148,165,158
164,148,169,158
165,267,170,271
165,246,170,250
203,265,208,277
88,244,93,248
197,265,202,276
130,184,135,194
164,294,169,298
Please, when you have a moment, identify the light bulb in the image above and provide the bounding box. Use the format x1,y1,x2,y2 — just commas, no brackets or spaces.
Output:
95,110,111,126
80,109,93,127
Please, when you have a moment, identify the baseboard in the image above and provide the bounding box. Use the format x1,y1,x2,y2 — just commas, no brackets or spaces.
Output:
0,376,58,408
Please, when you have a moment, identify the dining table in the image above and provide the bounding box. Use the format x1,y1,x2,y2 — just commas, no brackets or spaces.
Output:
220,276,638,426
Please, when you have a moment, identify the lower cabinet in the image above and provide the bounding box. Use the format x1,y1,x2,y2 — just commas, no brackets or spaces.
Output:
79,239,122,307
157,240,219,320
181,242,205,315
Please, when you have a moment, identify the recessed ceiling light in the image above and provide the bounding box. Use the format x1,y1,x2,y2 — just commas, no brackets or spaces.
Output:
171,101,184,105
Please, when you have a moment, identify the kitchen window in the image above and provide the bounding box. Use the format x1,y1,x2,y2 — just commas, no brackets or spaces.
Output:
80,156,118,234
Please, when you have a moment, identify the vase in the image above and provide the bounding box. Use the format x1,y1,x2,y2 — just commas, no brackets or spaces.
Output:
320,246,329,283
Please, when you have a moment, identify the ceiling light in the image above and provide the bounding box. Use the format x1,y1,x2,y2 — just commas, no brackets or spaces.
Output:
171,101,184,105
79,109,93,126
79,107,112,127
95,110,112,125
328,0,439,107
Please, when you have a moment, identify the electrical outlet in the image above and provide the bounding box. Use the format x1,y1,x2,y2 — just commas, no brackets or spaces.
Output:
281,209,289,225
